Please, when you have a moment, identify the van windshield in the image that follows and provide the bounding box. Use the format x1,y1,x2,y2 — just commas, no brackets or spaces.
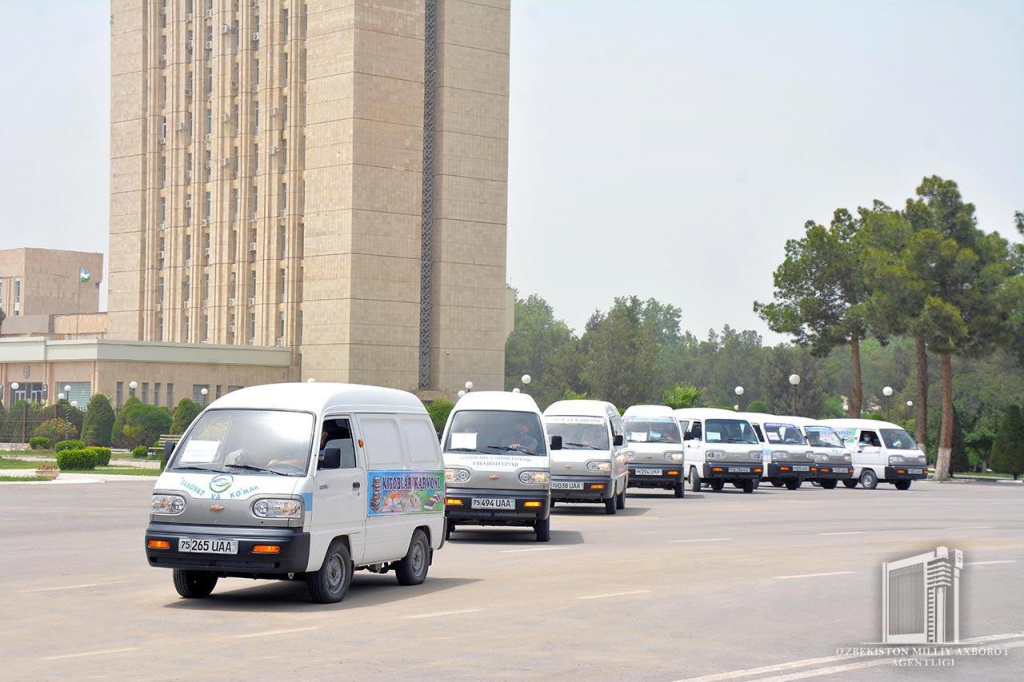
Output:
445,410,547,456
545,416,609,450
623,417,681,444
804,425,844,448
705,419,760,445
763,423,807,446
881,428,918,450
169,409,315,476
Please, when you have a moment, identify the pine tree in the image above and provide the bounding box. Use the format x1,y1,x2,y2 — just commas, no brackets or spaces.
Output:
991,405,1024,480
81,394,116,447
950,407,969,474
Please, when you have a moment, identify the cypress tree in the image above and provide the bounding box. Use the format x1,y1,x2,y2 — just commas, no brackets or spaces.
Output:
991,405,1024,480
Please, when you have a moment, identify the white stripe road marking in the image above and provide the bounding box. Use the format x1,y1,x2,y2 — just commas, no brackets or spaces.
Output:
965,560,1017,566
43,647,142,661
577,589,652,600
757,658,892,681
26,580,132,593
233,627,319,639
669,538,732,544
817,531,865,536
773,571,855,580
946,526,994,530
500,547,564,554
402,609,482,620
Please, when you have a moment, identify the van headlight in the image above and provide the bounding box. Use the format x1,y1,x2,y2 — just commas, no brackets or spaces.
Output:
771,451,790,461
707,451,726,460
750,451,763,460
519,471,549,484
663,452,683,462
445,467,471,484
252,498,303,519
626,451,636,461
151,494,186,515
587,461,611,472
843,453,852,463
813,453,829,463
888,455,905,465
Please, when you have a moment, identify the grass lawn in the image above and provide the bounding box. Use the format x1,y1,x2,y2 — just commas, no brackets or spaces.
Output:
0,458,48,469
67,467,161,477
0,475,48,482
956,471,1014,479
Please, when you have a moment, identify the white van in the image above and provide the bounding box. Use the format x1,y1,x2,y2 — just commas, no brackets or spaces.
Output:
543,400,629,514
739,413,816,490
675,408,763,493
441,391,555,542
819,418,929,490
145,383,445,604
622,405,686,498
778,415,854,489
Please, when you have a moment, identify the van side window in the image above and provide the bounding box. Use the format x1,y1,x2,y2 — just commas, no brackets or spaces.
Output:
751,424,764,442
402,418,440,465
860,430,881,448
691,421,702,440
322,418,357,469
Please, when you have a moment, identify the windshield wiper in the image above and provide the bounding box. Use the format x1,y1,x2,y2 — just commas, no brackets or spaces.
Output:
564,442,603,450
174,465,221,473
486,445,540,456
447,447,482,453
225,463,289,476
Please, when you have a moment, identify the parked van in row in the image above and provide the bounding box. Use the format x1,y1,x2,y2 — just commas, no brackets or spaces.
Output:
675,408,763,493
622,405,686,498
146,383,445,604
740,413,816,490
441,391,556,541
543,400,629,514
779,416,854,489
820,418,929,490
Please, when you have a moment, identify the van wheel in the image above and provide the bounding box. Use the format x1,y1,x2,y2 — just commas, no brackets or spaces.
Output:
535,517,551,542
859,469,879,490
444,518,455,542
710,480,724,492
842,479,858,489
395,529,431,586
742,479,755,493
615,487,626,509
820,479,838,490
785,478,801,491
172,570,217,599
307,540,353,604
894,480,912,491
673,480,685,498
604,494,617,514
689,468,702,492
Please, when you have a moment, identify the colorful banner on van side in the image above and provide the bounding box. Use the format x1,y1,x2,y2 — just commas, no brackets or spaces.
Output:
368,470,444,516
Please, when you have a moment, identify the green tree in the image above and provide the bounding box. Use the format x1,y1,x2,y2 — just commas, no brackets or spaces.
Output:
562,388,588,400
579,296,661,407
754,209,870,417
663,384,704,409
504,291,578,408
990,405,1024,479
950,407,969,474
81,394,115,447
425,398,454,436
171,398,203,435
759,345,831,417
745,399,770,414
126,404,173,447
111,397,143,448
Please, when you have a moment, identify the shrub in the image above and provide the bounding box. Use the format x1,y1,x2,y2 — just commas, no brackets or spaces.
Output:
171,398,203,435
745,399,770,414
29,436,52,450
132,445,149,458
56,449,99,470
85,446,112,466
663,384,704,410
34,418,77,444
82,394,115,447
55,439,85,452
111,397,143,448
425,398,454,436
113,404,173,448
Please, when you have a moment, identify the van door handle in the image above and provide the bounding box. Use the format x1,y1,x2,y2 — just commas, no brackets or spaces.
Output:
352,481,361,490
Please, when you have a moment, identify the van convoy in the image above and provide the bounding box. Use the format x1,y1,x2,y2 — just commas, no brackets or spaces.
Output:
543,400,629,514
622,405,687,498
146,383,932,602
820,418,929,490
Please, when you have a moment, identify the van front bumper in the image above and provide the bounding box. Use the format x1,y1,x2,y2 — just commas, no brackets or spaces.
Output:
145,523,310,576
810,464,854,479
627,465,684,487
550,475,615,501
444,488,549,527
703,463,762,480
765,463,815,480
885,466,928,481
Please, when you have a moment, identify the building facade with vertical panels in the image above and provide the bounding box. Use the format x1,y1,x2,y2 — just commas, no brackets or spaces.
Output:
108,0,510,393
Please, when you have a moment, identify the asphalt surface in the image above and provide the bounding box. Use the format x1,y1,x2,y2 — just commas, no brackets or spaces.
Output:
1,479,1021,681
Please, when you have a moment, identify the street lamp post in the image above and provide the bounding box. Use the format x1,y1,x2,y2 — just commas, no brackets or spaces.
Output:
905,400,913,422
57,392,66,422
10,382,25,443
464,381,473,393
128,380,138,399
788,374,801,416
734,386,744,411
457,390,466,398
200,387,209,406
883,386,893,421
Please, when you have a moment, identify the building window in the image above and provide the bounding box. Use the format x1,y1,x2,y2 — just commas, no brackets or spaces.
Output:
230,229,238,264
248,312,256,344
280,139,287,171
157,314,164,341
228,312,236,344
160,75,167,108
253,58,259,88
282,9,289,43
250,184,258,221
116,382,123,408
159,196,166,224
253,145,259,176
158,277,165,303
203,232,211,266
185,152,192,184
154,383,161,404
142,382,149,404
279,182,287,212
159,156,167,187
204,150,212,183
202,272,210,304
231,187,239,222
166,383,174,408
161,116,167,140
281,52,288,86
202,314,209,341
279,268,286,299
298,309,303,345
193,385,211,404
216,385,223,399
182,315,190,342
183,277,191,304
229,271,237,300
249,269,257,297
185,194,192,226
158,238,165,269
204,190,211,219
282,96,288,128
253,99,260,134
184,234,192,263
205,106,212,138
278,224,286,259
277,311,285,340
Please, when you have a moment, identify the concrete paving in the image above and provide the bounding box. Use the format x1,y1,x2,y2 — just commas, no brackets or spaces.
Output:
1,481,1021,680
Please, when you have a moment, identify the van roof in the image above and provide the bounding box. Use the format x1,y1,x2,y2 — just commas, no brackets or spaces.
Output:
543,399,618,418
736,412,796,427
207,382,427,415
672,407,749,420
622,404,673,418
819,418,906,431
771,415,831,428
452,390,542,414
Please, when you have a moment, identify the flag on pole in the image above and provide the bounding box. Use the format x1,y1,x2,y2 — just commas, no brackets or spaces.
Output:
80,268,90,283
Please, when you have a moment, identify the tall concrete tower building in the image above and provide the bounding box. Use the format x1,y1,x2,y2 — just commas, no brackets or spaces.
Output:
108,0,510,392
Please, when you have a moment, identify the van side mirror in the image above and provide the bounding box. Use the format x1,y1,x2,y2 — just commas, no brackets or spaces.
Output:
613,434,623,447
163,440,177,466
683,432,692,441
549,435,563,451
319,447,341,470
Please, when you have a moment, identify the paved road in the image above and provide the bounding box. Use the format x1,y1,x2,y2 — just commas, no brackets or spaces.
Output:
1,480,1021,680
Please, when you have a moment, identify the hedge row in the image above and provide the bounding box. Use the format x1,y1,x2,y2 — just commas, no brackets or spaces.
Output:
29,436,51,450
54,446,112,470
55,440,85,453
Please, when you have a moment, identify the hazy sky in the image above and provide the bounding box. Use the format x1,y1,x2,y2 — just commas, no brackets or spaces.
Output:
1,1,1021,340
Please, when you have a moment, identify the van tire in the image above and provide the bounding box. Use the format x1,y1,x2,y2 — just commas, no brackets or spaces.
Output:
820,479,838,489
615,487,626,509
604,494,617,514
173,569,217,599
395,529,431,586
689,468,702,492
307,540,353,604
842,479,858,489
535,517,551,542
742,479,755,494
710,480,724,492
860,469,879,490
785,478,801,491
443,518,455,541
894,480,912,491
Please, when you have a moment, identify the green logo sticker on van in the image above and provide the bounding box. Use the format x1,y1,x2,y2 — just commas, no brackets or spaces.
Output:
209,474,234,493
